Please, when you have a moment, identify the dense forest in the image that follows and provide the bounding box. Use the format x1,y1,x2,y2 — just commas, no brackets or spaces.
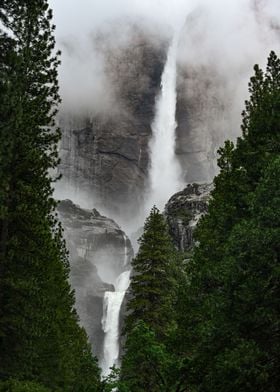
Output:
112,52,279,392
0,1,101,391
0,1,279,391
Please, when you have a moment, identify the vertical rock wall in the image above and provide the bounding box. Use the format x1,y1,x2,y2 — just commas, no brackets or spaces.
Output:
58,24,167,218
165,183,213,251
57,200,133,359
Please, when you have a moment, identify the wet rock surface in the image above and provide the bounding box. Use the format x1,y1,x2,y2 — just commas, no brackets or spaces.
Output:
57,17,238,220
165,183,213,251
57,199,133,359
175,10,235,183
58,24,167,217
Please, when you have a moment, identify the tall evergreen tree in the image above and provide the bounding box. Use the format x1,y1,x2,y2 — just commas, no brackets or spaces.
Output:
125,206,177,337
176,51,280,392
119,321,184,392
0,1,101,390
118,207,185,391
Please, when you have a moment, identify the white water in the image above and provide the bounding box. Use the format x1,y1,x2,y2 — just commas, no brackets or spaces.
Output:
101,32,183,377
122,233,129,267
101,270,131,377
145,32,183,212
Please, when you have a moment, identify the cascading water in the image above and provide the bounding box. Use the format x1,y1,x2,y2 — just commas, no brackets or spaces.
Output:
101,32,183,377
101,234,132,377
122,234,129,267
146,31,183,212
101,270,131,376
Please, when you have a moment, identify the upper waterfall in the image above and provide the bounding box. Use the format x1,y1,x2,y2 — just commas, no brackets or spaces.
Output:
145,32,183,212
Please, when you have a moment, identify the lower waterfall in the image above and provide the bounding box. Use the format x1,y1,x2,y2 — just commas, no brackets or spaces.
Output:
101,270,131,377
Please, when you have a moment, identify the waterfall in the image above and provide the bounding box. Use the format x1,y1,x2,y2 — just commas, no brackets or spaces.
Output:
101,269,131,377
100,31,183,378
146,32,183,212
123,234,129,267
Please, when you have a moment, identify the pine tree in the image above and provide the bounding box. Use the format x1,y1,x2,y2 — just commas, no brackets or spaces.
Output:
118,208,184,391
119,321,179,392
0,379,51,391
0,1,101,390
125,206,177,337
176,51,280,392
213,156,280,391
236,51,280,183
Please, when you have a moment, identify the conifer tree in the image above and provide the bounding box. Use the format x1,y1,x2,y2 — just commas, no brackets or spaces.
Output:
0,1,101,390
118,321,186,392
176,51,280,392
125,206,177,337
119,207,184,391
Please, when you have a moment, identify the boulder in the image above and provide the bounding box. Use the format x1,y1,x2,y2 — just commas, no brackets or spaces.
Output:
165,183,213,251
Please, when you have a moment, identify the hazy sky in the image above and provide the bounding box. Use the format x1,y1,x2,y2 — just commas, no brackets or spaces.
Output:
49,0,280,145
49,0,280,92
50,0,193,34
49,0,279,118
50,0,280,36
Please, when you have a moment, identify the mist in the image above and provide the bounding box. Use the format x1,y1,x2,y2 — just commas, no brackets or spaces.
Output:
50,0,280,234
50,0,280,112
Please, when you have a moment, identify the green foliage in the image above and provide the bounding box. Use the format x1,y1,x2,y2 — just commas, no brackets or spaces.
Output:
125,206,178,337
175,51,280,392
118,51,280,392
0,1,101,390
110,321,184,392
101,366,121,392
0,380,50,392
118,208,186,391
169,206,193,225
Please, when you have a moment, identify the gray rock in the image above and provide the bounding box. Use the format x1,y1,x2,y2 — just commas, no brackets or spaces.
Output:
57,199,133,359
165,183,213,251
58,23,167,218
175,10,237,184
58,18,230,222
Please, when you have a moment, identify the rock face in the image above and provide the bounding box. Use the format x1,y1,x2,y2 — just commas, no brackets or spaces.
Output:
175,65,227,183
58,23,167,218
58,17,233,220
175,9,238,184
165,183,213,251
57,199,133,359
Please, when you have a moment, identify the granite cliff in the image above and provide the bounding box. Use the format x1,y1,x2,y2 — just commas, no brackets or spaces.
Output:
58,23,167,218
57,20,230,222
57,199,133,359
165,183,213,251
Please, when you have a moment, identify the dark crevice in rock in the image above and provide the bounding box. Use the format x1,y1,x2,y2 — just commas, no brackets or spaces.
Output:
97,150,139,163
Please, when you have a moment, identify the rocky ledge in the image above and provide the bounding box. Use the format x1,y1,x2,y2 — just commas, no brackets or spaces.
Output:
165,183,213,252
57,199,133,359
